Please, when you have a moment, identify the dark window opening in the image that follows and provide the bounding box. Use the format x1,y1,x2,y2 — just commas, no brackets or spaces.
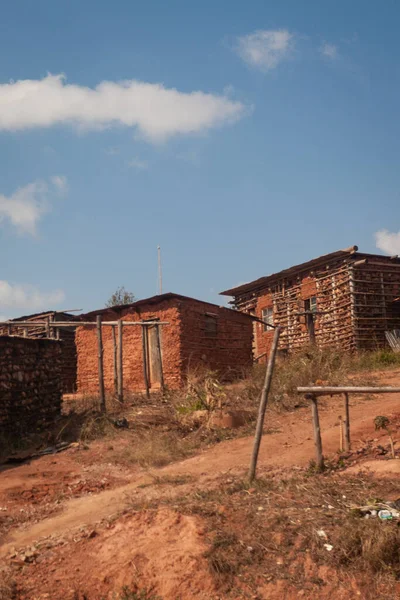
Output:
205,314,218,337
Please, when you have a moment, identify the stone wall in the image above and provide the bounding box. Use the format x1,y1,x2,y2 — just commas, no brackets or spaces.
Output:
0,336,62,436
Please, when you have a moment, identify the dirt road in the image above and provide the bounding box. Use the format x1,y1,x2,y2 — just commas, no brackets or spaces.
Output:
1,384,399,557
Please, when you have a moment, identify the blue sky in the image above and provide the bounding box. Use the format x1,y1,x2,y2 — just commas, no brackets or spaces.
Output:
1,0,400,318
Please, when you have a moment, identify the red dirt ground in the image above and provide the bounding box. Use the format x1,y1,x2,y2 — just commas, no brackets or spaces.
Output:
1,369,400,599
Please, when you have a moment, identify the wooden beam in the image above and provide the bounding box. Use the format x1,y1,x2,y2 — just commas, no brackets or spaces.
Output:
112,325,118,395
344,393,351,450
310,394,324,471
96,315,106,412
0,320,169,327
249,326,281,482
142,325,150,399
299,386,400,395
117,320,123,403
155,324,165,393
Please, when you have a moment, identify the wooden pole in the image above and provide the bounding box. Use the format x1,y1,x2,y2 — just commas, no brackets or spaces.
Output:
298,386,400,395
344,393,351,450
249,326,281,482
112,325,118,395
142,325,150,399
46,317,51,338
117,320,123,403
310,394,324,471
155,324,165,393
339,416,343,452
96,315,106,412
306,313,316,344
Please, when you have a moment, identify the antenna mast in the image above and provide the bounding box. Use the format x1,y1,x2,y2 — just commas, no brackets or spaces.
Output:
157,245,162,295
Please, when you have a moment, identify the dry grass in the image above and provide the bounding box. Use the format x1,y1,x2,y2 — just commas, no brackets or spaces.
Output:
0,571,18,600
239,346,400,412
330,518,400,575
108,430,196,468
130,469,400,598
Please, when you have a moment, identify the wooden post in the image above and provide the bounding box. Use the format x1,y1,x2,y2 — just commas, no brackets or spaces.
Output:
46,317,51,338
155,324,165,393
306,313,316,344
142,325,150,399
344,393,351,450
339,416,343,452
23,327,28,338
112,325,118,395
7,324,11,336
97,315,106,412
249,326,281,482
117,320,123,403
55,327,60,340
310,394,324,471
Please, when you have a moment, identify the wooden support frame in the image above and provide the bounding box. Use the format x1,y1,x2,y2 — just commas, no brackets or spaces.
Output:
112,326,118,395
299,386,400,469
96,315,106,412
310,394,324,471
155,324,165,393
344,392,351,450
249,325,281,481
142,324,150,399
117,320,123,403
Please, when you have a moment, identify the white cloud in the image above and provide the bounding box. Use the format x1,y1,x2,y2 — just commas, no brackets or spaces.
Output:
0,176,67,236
127,157,148,170
236,29,294,71
0,74,246,143
320,43,338,59
51,175,68,194
375,230,400,255
0,281,65,311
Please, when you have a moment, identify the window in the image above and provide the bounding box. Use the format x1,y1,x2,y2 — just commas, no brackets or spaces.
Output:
304,296,317,314
205,314,218,337
261,307,274,331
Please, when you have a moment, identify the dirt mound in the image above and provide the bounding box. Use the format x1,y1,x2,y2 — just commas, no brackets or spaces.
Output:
17,508,215,600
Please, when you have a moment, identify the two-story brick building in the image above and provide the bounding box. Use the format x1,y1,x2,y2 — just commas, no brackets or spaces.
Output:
221,246,400,358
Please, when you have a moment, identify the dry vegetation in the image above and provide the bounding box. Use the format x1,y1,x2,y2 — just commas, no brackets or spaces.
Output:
124,468,400,599
2,347,400,468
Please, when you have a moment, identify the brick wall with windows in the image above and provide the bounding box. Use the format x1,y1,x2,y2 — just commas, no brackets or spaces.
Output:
76,294,253,394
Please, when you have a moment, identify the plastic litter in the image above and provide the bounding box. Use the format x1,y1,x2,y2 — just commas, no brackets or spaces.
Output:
378,510,393,520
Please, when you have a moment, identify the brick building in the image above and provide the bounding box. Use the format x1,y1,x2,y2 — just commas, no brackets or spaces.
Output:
76,293,253,393
221,246,400,357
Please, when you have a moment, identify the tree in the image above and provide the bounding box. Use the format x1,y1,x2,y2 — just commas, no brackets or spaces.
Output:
105,286,136,308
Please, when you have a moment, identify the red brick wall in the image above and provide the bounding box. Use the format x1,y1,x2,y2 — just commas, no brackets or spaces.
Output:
76,297,253,393
179,300,253,380
76,300,183,393
254,293,275,359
